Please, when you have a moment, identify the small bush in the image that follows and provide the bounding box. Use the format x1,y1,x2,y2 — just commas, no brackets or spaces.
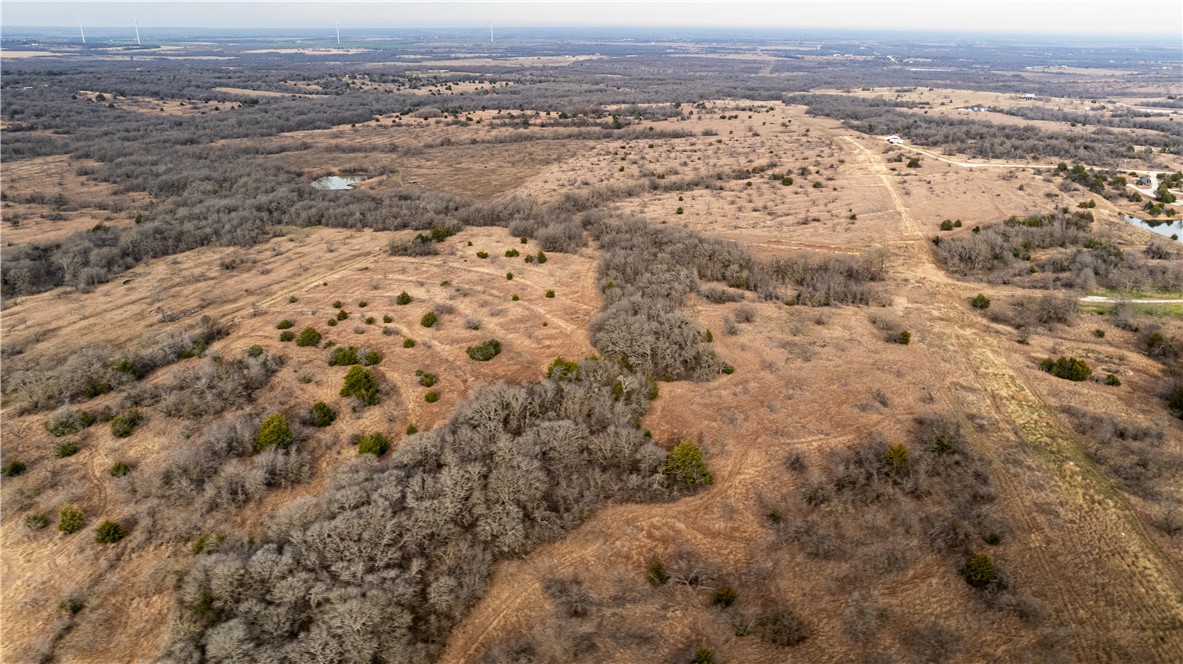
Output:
511,294,520,301
424,391,440,403
466,339,502,361
25,513,49,530
2,460,27,477
109,461,131,477
110,410,143,438
506,272,514,281
546,290,556,298
476,251,489,259
276,319,294,330
295,327,322,347
404,338,416,348
676,207,684,214
663,441,714,488
309,402,337,427
963,553,997,588
647,559,669,585
505,249,520,258
329,346,360,366
396,291,412,305
357,432,390,456
279,331,295,342
332,300,342,309
55,441,80,458
341,366,380,405
420,311,438,327
907,157,921,168
406,423,418,435
693,648,714,664
971,294,991,310
58,505,85,533
416,370,438,387
1104,374,1122,386
536,251,547,264
255,413,294,452
95,520,126,544
357,300,368,308
45,408,95,437
712,585,737,608
382,315,393,324
336,309,349,321
191,533,225,555
113,358,146,380
547,357,580,381
893,330,912,345
363,351,382,366
1039,356,1091,381
1093,329,1106,338
327,319,338,327
734,305,757,324
885,443,910,475
984,532,1002,545
1168,385,1183,418
364,316,375,325
940,219,954,231
520,236,529,244
59,599,84,614
247,345,265,358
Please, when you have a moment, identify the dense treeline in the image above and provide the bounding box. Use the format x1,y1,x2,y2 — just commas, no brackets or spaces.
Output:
2,316,227,414
760,251,887,306
996,105,1183,140
589,218,753,380
166,357,687,663
786,93,1179,166
936,209,1183,292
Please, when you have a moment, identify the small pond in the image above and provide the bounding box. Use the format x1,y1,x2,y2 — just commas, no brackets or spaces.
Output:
312,175,364,190
1123,215,1183,243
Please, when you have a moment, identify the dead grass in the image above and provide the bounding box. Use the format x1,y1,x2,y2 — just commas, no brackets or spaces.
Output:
4,86,1183,663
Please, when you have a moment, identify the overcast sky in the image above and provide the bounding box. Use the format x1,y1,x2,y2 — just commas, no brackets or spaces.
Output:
2,1,1181,37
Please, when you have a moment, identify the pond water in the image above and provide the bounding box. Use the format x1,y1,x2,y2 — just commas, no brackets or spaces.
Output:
1123,215,1183,243
312,175,364,190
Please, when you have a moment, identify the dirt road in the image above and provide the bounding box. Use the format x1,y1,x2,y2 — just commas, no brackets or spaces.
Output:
845,133,1183,661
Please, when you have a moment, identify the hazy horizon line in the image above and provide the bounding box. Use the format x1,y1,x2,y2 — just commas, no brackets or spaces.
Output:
4,24,1179,42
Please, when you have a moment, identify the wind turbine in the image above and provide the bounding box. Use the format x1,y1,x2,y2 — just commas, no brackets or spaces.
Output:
134,17,141,46
335,21,341,45
78,20,86,45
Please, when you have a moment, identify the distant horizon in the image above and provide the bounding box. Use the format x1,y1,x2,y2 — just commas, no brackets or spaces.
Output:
2,1,1181,39
3,24,1180,46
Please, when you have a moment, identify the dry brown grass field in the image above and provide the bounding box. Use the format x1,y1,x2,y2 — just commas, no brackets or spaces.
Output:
2,46,1183,664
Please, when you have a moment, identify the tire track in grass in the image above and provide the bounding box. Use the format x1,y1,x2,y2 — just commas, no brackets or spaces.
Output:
845,130,1183,660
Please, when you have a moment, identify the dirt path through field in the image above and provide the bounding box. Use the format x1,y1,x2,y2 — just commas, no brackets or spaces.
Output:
842,132,1183,660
